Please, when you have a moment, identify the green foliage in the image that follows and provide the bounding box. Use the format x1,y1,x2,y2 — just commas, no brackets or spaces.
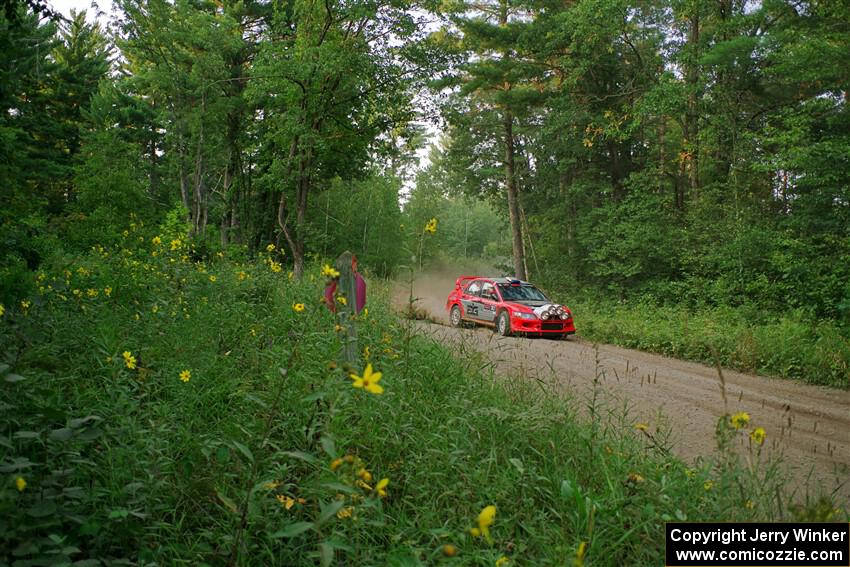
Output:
573,298,849,388
3,227,839,565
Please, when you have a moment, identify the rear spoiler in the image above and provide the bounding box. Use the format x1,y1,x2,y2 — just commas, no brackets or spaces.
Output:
454,275,480,289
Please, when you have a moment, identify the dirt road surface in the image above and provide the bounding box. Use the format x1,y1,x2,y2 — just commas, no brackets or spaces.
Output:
394,272,850,506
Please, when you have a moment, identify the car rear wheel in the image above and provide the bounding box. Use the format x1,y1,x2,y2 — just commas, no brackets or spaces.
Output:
450,305,463,328
496,311,511,336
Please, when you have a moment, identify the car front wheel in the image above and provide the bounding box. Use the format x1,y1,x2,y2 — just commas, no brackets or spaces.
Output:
450,305,463,328
496,311,511,336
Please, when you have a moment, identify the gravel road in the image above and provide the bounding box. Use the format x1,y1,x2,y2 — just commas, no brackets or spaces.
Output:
394,274,850,506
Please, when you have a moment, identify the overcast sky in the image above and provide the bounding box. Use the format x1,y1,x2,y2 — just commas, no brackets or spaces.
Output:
50,0,112,23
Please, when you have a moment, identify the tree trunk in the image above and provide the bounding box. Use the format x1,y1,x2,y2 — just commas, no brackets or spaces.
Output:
683,8,701,201
504,111,527,280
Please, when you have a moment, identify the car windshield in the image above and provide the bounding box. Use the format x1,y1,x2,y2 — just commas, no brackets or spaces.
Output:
497,283,548,302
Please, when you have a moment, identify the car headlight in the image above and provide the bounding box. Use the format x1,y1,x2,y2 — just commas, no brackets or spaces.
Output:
560,312,569,320
541,312,550,320
517,312,536,320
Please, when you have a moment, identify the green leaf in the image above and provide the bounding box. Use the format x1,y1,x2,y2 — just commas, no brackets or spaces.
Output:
321,482,355,494
68,416,101,429
301,391,326,403
269,522,314,539
108,509,129,519
229,440,254,463
281,451,319,465
28,500,58,517
13,430,41,440
77,426,103,441
215,489,239,515
509,457,524,474
320,436,336,458
5,373,26,383
49,428,75,441
319,541,334,567
317,500,345,525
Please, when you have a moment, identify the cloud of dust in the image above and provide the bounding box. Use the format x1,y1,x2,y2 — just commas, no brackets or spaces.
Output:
391,259,499,324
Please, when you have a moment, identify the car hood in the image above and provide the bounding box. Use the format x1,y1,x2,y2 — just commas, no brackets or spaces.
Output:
506,300,549,309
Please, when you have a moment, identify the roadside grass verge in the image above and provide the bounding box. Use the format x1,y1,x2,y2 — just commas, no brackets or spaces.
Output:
1,232,845,565
567,298,849,388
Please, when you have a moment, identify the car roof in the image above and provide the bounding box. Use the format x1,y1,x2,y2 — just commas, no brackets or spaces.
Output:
478,277,534,285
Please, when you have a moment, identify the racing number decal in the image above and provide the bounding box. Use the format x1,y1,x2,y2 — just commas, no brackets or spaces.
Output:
466,302,479,316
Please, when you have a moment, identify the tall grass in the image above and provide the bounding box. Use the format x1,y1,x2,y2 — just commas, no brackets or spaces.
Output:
1,227,844,565
569,298,849,388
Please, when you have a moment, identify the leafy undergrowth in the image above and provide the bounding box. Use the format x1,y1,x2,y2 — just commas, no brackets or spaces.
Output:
1,228,845,565
569,298,849,389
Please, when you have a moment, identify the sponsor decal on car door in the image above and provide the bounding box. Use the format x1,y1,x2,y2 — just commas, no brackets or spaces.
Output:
461,280,483,320
478,282,498,324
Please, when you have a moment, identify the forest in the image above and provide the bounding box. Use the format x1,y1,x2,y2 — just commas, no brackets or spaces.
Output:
1,0,848,563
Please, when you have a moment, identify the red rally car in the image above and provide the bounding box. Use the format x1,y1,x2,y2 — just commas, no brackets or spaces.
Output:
446,276,576,338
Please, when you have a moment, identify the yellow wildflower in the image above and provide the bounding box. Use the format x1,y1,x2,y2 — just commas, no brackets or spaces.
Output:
264,480,282,490
276,494,299,510
0,304,4,317
730,411,750,429
745,499,754,509
358,468,373,483
476,505,496,544
704,480,714,491
350,363,384,395
16,476,26,491
287,271,294,280
292,303,305,313
362,308,368,318
424,217,438,234
104,287,112,297
209,275,217,283
441,544,458,557
496,557,510,567
122,351,137,370
634,423,648,432
321,264,340,278
574,541,587,567
750,426,766,445
363,346,370,359
270,261,282,273
179,369,191,383
266,243,275,252
87,288,98,298
334,324,343,333
152,236,162,246
237,271,247,281
336,295,347,306
170,239,182,250
583,138,593,148
20,300,31,311
152,305,159,313
336,506,354,519
375,478,389,498
330,458,344,471
627,472,645,483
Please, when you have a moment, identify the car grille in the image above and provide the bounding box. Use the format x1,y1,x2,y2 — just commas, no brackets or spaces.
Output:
541,323,563,330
